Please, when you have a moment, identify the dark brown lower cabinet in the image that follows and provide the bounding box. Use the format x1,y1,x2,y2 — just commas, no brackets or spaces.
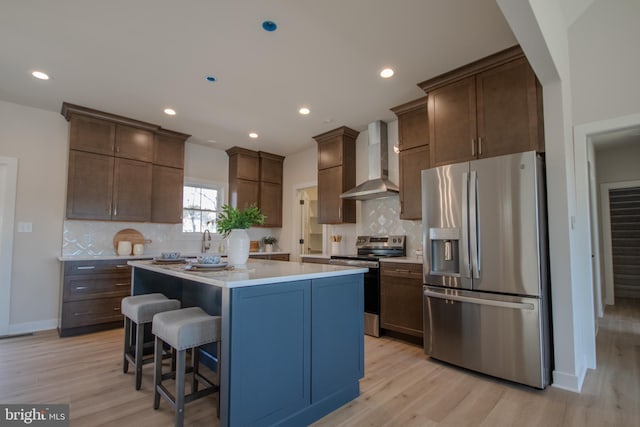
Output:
380,262,424,338
249,253,290,261
59,260,133,337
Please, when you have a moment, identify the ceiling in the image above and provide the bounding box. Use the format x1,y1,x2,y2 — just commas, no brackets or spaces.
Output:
0,0,517,156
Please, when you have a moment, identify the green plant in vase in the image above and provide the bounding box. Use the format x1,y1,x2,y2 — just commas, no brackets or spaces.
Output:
262,236,277,252
216,204,265,265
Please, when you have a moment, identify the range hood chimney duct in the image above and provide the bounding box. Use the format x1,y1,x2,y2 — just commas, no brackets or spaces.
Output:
340,121,399,200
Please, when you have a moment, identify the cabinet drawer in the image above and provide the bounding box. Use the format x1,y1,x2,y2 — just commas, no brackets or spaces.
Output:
61,297,124,328
63,273,131,302
381,262,422,279
64,260,131,275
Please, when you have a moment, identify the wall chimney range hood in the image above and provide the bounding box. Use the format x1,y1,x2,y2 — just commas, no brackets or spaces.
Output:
340,121,399,201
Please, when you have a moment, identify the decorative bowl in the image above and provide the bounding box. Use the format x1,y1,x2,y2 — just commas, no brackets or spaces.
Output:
161,251,181,260
197,255,221,264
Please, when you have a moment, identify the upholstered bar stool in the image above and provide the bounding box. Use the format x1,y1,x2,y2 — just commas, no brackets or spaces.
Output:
121,293,181,390
152,307,221,427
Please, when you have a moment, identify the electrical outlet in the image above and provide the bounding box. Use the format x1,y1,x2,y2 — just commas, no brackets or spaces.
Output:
17,222,32,233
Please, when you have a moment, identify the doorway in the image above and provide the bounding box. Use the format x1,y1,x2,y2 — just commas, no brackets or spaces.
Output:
600,180,640,305
297,187,324,256
0,157,18,336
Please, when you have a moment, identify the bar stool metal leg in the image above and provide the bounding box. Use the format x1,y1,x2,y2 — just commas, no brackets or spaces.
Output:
175,349,186,427
191,349,199,393
123,317,131,374
153,336,163,410
134,322,145,390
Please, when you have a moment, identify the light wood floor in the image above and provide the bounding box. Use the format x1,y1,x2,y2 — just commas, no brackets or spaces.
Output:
1,299,639,426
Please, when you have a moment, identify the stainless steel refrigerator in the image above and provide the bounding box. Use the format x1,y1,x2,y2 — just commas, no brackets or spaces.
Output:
421,150,550,389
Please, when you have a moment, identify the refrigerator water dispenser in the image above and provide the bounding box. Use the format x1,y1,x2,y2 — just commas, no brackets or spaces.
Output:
429,228,460,275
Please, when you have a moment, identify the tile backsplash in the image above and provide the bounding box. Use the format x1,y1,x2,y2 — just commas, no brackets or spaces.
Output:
361,197,422,256
62,220,277,257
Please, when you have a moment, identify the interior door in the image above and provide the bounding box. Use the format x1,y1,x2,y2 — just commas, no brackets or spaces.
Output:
0,157,18,336
470,151,542,297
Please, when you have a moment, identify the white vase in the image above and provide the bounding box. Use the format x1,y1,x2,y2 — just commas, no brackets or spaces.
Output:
264,244,273,253
227,229,250,266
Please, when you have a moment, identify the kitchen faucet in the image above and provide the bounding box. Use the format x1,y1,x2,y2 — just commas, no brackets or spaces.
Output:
202,229,211,253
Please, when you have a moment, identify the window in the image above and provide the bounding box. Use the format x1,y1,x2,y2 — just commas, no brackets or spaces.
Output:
182,183,223,233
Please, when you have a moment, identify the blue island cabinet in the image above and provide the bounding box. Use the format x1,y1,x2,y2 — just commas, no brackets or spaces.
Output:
226,275,364,426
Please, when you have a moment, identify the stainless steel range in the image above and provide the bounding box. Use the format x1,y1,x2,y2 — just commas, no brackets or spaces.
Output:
330,235,406,337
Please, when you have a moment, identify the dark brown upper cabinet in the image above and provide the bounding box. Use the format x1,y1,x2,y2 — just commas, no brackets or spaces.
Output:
259,152,284,227
62,103,189,223
154,130,187,169
226,147,284,227
313,126,359,224
391,96,428,151
151,165,184,224
114,125,154,162
418,46,544,168
227,147,260,210
391,97,429,220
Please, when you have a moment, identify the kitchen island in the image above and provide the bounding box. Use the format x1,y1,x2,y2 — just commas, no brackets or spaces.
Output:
128,259,367,427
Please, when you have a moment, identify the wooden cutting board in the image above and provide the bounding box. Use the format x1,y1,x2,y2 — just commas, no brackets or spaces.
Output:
113,228,151,250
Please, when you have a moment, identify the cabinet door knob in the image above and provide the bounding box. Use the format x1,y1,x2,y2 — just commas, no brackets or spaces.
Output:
471,139,475,156
478,137,483,156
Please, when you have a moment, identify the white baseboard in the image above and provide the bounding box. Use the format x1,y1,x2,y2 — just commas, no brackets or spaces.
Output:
552,364,587,393
8,319,58,335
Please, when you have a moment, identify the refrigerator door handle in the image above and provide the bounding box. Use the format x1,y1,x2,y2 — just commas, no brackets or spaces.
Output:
461,172,471,278
470,170,480,279
423,289,535,311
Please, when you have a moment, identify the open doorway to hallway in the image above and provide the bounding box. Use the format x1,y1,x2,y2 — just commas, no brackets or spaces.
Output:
591,133,640,309
297,186,324,256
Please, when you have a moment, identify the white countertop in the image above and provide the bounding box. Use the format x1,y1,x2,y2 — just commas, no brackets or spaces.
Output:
300,254,331,259
58,251,290,262
128,259,368,289
379,256,424,265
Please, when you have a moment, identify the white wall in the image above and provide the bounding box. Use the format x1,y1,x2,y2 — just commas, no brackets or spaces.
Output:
0,100,68,333
497,0,597,392
569,0,640,126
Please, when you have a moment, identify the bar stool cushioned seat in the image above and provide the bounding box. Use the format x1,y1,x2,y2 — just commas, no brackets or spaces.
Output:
121,293,181,390
152,307,221,427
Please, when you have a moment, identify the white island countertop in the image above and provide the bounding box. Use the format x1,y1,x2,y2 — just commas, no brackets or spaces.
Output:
128,259,368,289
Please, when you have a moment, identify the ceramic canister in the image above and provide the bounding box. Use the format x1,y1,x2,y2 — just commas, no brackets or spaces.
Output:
117,240,132,256
133,243,144,255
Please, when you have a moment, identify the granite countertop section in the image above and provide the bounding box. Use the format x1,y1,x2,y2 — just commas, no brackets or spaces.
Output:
128,259,368,289
380,256,424,265
58,251,290,262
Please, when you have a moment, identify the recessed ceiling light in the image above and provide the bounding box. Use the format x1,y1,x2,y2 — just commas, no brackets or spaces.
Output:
299,107,310,115
249,132,259,139
31,70,49,80
205,75,217,83
380,68,395,79
164,108,176,116
262,20,277,32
